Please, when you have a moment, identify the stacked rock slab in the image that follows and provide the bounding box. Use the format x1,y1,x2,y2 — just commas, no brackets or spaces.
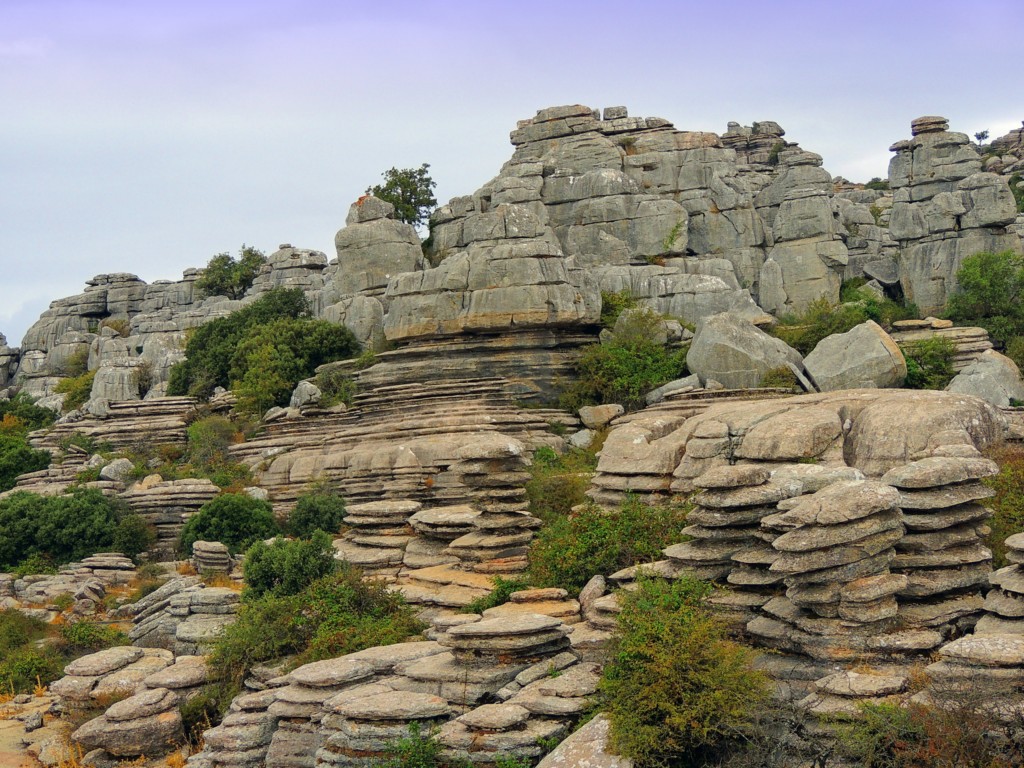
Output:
798,669,908,719
51,646,175,706
748,481,921,661
925,634,1024,709
663,469,800,583
333,500,421,576
170,587,241,655
192,541,233,574
407,505,477,569
889,116,1021,315
882,456,998,633
123,479,220,558
123,576,201,649
976,533,1024,635
141,655,209,703
198,688,280,768
265,657,381,768
72,686,183,757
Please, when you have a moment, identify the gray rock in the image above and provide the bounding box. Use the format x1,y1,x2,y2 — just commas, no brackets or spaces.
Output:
946,349,1024,407
73,709,183,757
567,429,595,449
289,380,322,409
99,458,135,483
536,714,632,768
645,374,702,405
578,404,623,429
686,313,803,389
803,321,907,391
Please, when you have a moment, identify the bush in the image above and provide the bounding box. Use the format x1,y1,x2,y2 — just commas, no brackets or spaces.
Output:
864,177,890,191
54,369,96,412
374,723,445,768
561,308,688,411
316,367,357,408
0,488,143,570
112,513,157,560
366,164,437,229
99,317,131,337
243,532,338,599
946,250,1024,346
527,497,690,593
58,621,130,653
758,366,798,389
186,416,238,467
461,576,530,615
983,444,1024,567
903,336,956,390
0,393,56,436
599,290,638,329
195,245,267,300
209,565,424,687
167,287,360,409
772,293,917,356
1009,173,1024,213
178,493,280,556
0,609,48,655
525,446,597,524
287,491,347,537
0,434,51,492
0,646,64,694
601,576,768,768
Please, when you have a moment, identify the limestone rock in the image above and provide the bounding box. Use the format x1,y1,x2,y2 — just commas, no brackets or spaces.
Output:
686,313,803,389
946,349,1024,407
803,321,906,391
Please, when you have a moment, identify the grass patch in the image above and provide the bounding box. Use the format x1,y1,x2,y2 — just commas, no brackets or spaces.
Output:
525,446,598,524
461,576,530,615
984,443,1024,567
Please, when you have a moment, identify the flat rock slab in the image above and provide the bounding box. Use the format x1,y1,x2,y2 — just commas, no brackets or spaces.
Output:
288,657,376,688
765,481,900,528
457,703,530,731
142,656,208,689
881,457,999,489
333,691,450,721
693,465,770,489
448,613,562,637
65,646,143,677
72,709,183,757
535,714,632,768
939,634,1024,667
104,687,177,721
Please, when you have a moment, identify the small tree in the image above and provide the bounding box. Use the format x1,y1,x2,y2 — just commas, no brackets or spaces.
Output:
946,250,1024,345
178,493,280,555
195,245,267,300
366,164,437,228
975,130,990,144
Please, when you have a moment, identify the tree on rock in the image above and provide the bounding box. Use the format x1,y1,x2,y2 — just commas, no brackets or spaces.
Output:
196,245,267,300
366,164,437,228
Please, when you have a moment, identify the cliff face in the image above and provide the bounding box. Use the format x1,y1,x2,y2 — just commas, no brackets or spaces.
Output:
4,106,1022,409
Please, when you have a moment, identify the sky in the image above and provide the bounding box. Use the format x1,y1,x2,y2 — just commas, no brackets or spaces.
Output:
2,0,1022,345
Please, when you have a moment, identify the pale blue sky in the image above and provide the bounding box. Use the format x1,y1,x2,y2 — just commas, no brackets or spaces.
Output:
2,0,1021,344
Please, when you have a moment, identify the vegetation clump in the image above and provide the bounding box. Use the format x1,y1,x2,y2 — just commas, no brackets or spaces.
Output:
209,564,424,690
946,250,1024,347
366,164,437,229
601,576,768,768
54,369,96,412
243,532,337,599
177,492,280,556
527,496,689,593
461,576,530,615
286,489,347,537
983,443,1024,567
902,336,956,390
599,290,638,329
0,488,153,570
525,446,598,523
561,308,688,411
167,288,360,411
195,245,267,300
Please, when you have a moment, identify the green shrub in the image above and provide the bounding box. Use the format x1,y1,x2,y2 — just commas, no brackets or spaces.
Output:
10,553,57,577
374,722,445,768
209,565,424,687
983,444,1024,567
0,393,57,434
767,141,784,166
58,621,130,652
186,416,237,467
561,308,687,411
99,317,131,337
864,177,890,191
230,317,360,415
1009,173,1024,213
903,336,956,390
0,609,48,655
758,366,798,389
178,493,280,556
195,245,267,300
525,446,598,524
316,367,357,408
243,532,338,599
601,576,768,768
771,294,917,356
0,646,64,694
112,514,157,560
946,250,1024,346
0,434,51,492
0,488,142,570
527,497,690,593
168,288,312,400
54,370,96,412
1005,337,1024,373
287,491,347,537
600,290,638,329
461,576,530,615
63,347,90,377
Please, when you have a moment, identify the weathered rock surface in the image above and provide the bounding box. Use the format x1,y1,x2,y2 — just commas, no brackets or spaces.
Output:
686,313,803,389
803,321,907,391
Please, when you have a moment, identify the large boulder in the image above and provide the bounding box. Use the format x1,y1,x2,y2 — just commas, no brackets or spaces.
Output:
803,321,907,391
686,313,803,389
946,349,1024,407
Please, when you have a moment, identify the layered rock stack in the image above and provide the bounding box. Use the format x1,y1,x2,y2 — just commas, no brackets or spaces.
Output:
924,634,1024,708
799,669,908,718
889,116,1021,315
663,469,800,583
123,576,202,649
192,541,233,574
122,478,220,558
51,646,175,706
317,690,451,768
197,688,280,768
170,587,241,655
332,500,421,576
882,456,998,633
748,481,918,661
977,533,1024,635
407,505,476,568
141,655,210,703
72,686,183,758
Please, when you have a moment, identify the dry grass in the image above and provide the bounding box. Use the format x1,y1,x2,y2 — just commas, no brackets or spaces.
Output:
199,572,241,590
165,751,187,768
177,563,198,576
33,676,47,697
